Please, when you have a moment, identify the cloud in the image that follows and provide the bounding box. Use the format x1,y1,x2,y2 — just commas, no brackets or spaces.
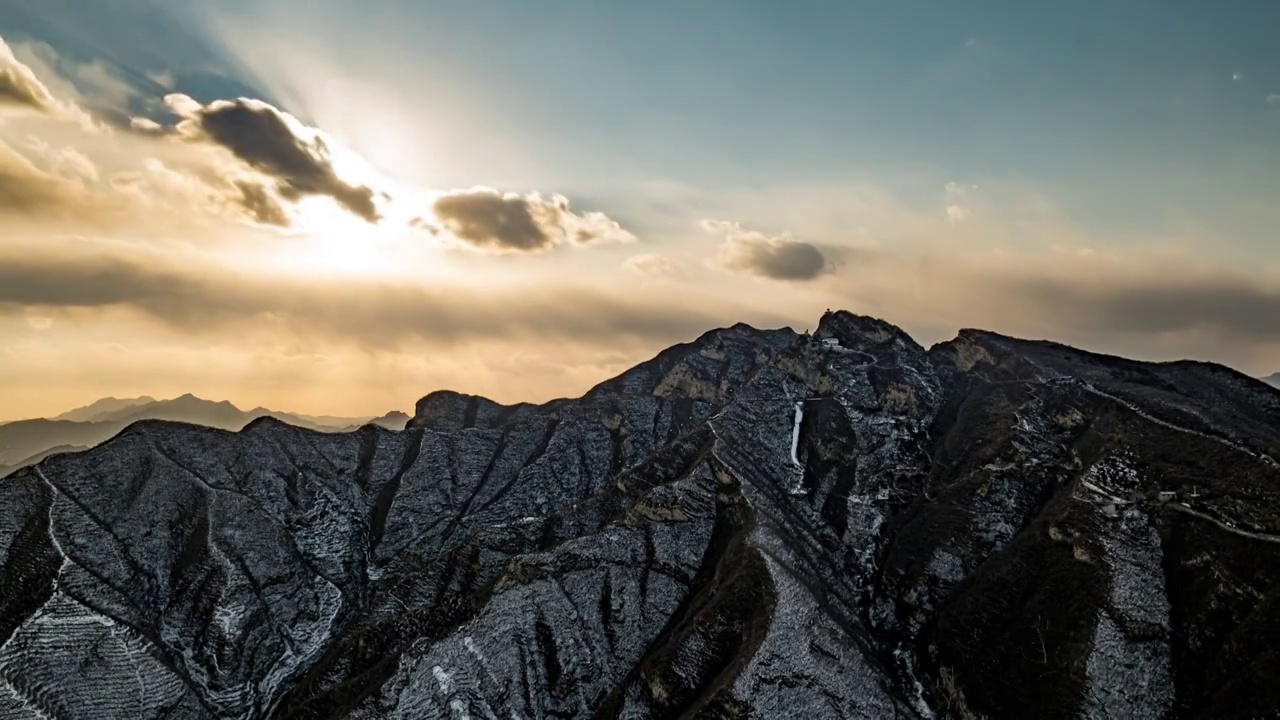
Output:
802,240,1280,361
147,71,176,90
165,94,382,223
0,140,239,231
1233,71,1245,82
0,249,746,350
234,181,290,227
0,37,59,113
407,216,437,232
0,141,83,216
944,181,978,223
1,42,628,246
1009,275,1280,341
104,157,263,226
1267,94,1280,106
0,38,102,130
624,253,678,276
129,116,167,135
23,139,99,183
16,234,1280,363
10,40,137,116
24,315,54,331
75,153,312,232
702,220,829,282
431,187,635,252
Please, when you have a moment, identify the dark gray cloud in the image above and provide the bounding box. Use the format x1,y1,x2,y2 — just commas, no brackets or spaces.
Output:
0,37,56,112
235,181,289,227
0,255,185,307
725,239,827,281
167,94,380,223
704,221,829,281
407,216,437,233
1010,276,1280,341
433,189,559,251
431,188,636,252
0,251,748,349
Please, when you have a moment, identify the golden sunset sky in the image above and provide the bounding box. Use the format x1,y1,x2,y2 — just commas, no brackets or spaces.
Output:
2,1,1280,419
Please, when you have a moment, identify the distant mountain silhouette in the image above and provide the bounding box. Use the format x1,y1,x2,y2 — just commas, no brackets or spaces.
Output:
340,410,411,432
1263,372,1280,388
0,443,90,479
52,396,156,422
292,411,399,428
0,419,121,477
0,395,406,477
88,393,299,428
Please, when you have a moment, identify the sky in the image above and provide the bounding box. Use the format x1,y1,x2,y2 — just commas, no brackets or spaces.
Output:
1,0,1279,420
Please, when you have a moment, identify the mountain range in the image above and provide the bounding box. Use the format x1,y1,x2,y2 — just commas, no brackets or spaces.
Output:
1,310,1278,717
0,396,408,478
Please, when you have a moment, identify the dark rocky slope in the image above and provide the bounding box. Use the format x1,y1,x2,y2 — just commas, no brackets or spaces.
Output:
1,311,1278,719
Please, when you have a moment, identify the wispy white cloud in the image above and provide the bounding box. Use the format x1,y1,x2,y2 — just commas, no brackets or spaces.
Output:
41,48,135,109
0,36,101,131
24,138,99,183
623,253,678,277
944,181,979,223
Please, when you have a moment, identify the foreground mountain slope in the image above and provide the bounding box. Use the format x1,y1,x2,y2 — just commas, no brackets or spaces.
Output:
1,311,1278,719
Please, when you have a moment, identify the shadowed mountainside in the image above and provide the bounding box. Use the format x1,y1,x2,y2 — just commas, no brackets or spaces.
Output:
1,311,1278,718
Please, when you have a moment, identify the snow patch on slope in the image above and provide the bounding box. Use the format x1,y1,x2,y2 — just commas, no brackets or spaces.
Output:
732,523,909,716
1082,489,1174,719
790,402,804,468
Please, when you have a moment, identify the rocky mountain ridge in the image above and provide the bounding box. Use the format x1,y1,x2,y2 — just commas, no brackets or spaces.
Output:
1,311,1278,718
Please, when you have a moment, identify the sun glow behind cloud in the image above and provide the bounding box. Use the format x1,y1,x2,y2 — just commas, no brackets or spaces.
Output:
284,198,404,276
176,3,470,189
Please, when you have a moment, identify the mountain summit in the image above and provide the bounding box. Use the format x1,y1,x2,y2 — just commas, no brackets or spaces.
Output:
1,311,1278,718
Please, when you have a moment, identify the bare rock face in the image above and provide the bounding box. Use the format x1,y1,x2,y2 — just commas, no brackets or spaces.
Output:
2,312,1279,719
